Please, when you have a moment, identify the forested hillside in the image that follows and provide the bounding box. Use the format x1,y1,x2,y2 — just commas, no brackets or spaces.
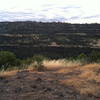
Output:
0,22,100,58
0,22,100,34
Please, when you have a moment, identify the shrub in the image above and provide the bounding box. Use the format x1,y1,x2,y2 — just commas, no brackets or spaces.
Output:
31,55,48,71
21,55,48,65
22,57,33,65
77,53,88,63
33,62,46,71
89,51,100,62
0,51,17,70
32,55,48,64
20,55,48,71
14,59,21,66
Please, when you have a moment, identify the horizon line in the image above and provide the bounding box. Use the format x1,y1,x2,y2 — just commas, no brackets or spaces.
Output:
0,21,99,24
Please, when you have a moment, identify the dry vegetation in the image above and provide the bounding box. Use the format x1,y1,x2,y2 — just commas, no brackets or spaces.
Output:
0,60,100,100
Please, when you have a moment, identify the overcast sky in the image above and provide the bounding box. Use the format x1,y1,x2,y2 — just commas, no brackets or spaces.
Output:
0,0,100,23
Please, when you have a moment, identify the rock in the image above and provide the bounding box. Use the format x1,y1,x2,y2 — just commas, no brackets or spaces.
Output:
35,77,42,82
14,87,22,93
43,87,52,92
0,76,5,80
3,79,9,83
31,85,37,89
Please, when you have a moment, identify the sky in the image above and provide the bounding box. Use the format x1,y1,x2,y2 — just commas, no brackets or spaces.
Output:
0,0,100,23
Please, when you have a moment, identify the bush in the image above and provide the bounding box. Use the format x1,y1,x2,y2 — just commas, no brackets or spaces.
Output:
32,55,48,64
77,53,88,63
89,51,100,62
22,57,33,65
0,51,17,70
20,55,48,71
14,59,21,66
22,55,48,65
33,62,46,71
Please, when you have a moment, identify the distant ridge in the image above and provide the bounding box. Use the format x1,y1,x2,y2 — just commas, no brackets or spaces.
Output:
0,21,100,34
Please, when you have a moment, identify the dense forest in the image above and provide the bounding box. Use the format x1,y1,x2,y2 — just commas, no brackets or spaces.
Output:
0,22,100,34
0,22,100,58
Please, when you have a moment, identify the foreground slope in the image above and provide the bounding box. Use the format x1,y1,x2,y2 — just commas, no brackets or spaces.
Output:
0,63,100,100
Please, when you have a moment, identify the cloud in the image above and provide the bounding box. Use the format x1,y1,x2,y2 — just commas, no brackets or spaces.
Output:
0,0,100,23
83,15,100,19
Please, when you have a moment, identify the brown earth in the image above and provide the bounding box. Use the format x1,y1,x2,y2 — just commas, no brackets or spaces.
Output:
0,64,100,100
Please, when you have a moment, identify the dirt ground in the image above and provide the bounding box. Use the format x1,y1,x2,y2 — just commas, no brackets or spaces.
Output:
0,64,100,100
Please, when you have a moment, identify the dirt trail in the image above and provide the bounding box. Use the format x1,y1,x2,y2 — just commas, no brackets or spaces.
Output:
0,66,100,100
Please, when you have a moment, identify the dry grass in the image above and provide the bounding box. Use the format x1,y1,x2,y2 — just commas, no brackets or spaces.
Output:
39,59,100,97
43,59,82,69
61,63,100,97
0,70,18,77
0,59,100,99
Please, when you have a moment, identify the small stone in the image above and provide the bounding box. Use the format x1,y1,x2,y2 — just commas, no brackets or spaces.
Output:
0,76,5,80
31,85,37,89
44,87,52,92
14,87,22,93
35,78,42,82
59,94,64,97
3,80,9,83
